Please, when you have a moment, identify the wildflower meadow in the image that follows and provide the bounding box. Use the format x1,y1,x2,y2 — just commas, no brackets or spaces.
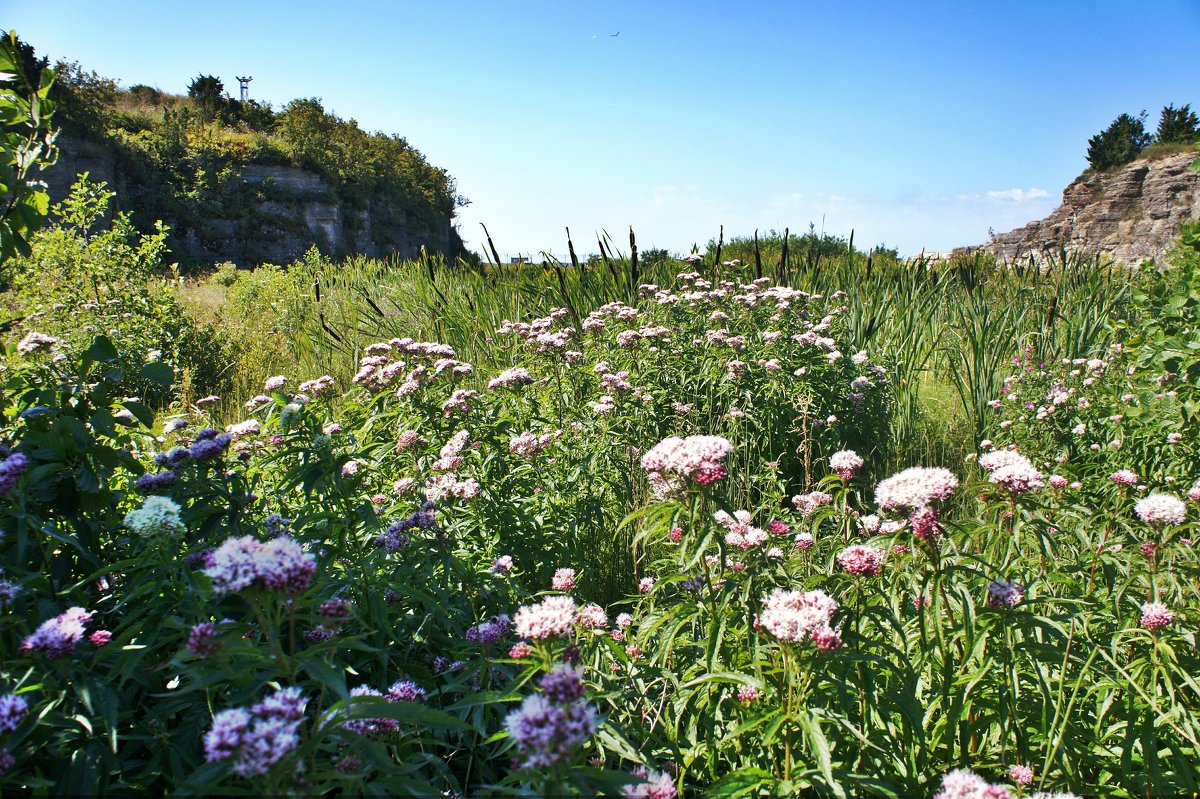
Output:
4,36,1200,799
3,191,1200,797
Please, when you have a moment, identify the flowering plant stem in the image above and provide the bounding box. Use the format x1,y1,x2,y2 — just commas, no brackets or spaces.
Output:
247,591,294,678
777,644,815,785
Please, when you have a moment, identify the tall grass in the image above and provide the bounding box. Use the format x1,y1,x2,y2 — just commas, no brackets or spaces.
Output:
179,240,1140,472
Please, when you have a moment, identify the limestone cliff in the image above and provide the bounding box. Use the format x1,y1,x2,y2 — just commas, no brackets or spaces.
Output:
983,151,1200,265
41,134,464,264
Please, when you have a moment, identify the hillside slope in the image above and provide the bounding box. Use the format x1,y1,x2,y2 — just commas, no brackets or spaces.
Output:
43,133,464,264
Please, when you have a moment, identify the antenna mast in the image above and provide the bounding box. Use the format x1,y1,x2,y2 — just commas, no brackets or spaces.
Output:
236,76,253,103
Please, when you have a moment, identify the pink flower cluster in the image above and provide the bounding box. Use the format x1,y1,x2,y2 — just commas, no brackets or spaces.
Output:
715,510,768,549
423,473,481,502
936,767,1080,799
829,449,864,479
837,544,884,577
978,450,1025,473
759,588,840,648
297,375,336,397
909,508,941,540
792,491,833,518
874,467,959,512
431,429,470,471
514,595,577,640
980,450,1044,494
498,311,575,353
552,567,576,591
440,389,479,417
0,451,29,496
1110,469,1138,486
1009,765,1034,787
339,680,424,736
641,435,733,487
17,331,58,355
226,419,261,440
510,430,561,458
20,607,93,659
1140,601,1174,630
204,687,306,776
488,366,535,389
187,622,222,658
576,603,608,630
622,767,678,799
204,536,316,595
1134,493,1187,526
932,768,1013,799
396,430,424,451
465,614,512,646
391,337,457,359
0,694,29,732
987,579,1026,610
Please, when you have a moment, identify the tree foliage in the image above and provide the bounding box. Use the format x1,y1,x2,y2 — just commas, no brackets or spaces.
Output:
276,98,458,220
1156,103,1200,145
1086,111,1151,172
187,73,226,121
1086,104,1199,173
49,60,119,134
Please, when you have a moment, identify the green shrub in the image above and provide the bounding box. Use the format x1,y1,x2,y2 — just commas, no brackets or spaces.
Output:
5,177,233,407
212,261,241,286
0,30,58,264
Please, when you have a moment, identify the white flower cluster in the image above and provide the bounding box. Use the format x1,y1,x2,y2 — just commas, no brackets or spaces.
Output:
124,496,186,538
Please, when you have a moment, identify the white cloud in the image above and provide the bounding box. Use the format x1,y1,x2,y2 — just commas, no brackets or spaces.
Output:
985,188,1051,203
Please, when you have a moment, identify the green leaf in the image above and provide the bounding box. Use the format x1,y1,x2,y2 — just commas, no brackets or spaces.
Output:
84,335,118,365
89,410,118,438
299,656,348,702
122,401,154,428
324,696,471,732
138,361,175,388
797,709,845,799
596,724,644,763
704,766,776,798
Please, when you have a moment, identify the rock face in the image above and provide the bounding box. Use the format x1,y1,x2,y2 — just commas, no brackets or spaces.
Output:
41,134,463,264
983,151,1200,265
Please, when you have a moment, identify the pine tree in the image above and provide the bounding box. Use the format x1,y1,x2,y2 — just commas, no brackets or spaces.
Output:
1155,104,1200,145
1086,112,1151,171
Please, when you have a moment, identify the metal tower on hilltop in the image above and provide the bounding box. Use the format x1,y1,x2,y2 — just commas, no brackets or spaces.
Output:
236,76,253,103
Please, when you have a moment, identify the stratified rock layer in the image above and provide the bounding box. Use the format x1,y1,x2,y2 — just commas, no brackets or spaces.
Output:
984,151,1200,265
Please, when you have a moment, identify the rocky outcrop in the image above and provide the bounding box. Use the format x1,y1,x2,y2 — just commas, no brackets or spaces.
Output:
41,134,463,264
983,151,1200,266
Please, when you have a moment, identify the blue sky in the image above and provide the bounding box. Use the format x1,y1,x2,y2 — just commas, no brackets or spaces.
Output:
7,0,1200,258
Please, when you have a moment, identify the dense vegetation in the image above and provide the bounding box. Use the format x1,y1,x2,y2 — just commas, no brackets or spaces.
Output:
7,33,464,261
6,26,1200,799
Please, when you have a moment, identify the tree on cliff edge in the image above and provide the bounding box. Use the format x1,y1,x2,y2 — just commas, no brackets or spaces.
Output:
1156,104,1200,145
1086,112,1151,172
